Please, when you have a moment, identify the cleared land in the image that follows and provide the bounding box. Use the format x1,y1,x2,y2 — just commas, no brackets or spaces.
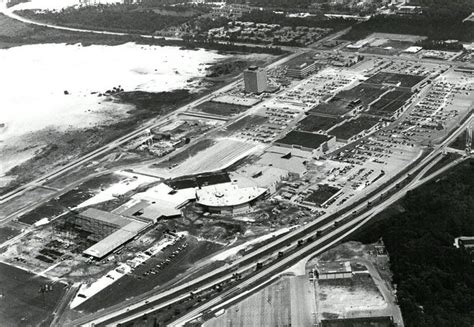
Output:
153,139,216,169
318,274,386,320
222,115,268,134
149,139,260,178
204,277,294,327
304,185,340,206
195,101,249,117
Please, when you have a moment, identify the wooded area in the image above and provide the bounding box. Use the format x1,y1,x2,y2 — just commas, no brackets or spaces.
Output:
357,159,474,327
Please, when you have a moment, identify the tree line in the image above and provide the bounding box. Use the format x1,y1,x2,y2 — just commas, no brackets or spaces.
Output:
356,159,474,327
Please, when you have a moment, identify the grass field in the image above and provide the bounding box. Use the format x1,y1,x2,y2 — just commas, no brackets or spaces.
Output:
195,101,249,117
0,225,21,243
0,262,67,327
304,185,340,206
223,115,268,134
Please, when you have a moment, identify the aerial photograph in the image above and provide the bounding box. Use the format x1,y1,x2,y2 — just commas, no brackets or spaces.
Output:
0,0,473,326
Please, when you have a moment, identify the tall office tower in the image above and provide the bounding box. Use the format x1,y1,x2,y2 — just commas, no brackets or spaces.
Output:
244,66,267,94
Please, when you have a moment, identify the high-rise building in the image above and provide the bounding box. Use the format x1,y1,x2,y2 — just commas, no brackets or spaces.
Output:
244,66,267,94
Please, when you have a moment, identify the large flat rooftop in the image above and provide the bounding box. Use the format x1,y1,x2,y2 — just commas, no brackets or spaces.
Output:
276,131,331,149
196,184,267,208
364,71,425,89
83,220,149,259
329,116,380,140
79,208,131,228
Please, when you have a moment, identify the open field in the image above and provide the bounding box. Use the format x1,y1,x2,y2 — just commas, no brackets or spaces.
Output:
221,115,268,135
194,101,250,117
145,139,261,178
0,187,56,221
304,185,340,206
0,224,21,243
153,139,216,170
318,274,386,320
204,277,293,327
0,262,67,327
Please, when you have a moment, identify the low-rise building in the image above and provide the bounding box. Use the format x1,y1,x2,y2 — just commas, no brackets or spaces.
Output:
287,60,317,79
196,184,268,214
76,208,150,259
275,131,336,157
316,261,352,280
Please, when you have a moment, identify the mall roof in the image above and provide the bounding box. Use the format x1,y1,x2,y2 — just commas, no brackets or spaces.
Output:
196,184,267,208
83,220,149,259
79,208,130,228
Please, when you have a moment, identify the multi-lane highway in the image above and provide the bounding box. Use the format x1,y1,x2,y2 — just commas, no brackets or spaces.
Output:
0,49,300,211
70,113,471,326
1,6,472,326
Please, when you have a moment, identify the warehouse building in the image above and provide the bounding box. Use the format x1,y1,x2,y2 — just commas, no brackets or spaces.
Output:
76,208,150,259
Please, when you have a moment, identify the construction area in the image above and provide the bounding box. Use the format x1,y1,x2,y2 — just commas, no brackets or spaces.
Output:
0,40,472,326
203,241,402,327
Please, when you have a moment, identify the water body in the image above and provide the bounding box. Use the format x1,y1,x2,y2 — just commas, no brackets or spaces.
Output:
0,42,227,179
12,0,121,11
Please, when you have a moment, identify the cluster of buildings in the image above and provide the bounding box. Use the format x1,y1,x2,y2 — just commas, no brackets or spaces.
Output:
209,4,253,20
207,21,330,47
75,173,271,259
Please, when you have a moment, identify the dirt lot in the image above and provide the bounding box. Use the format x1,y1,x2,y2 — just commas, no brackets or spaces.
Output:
317,274,386,320
204,277,292,327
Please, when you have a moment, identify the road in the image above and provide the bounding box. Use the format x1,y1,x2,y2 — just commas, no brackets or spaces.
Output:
1,6,472,324
0,47,300,211
50,283,81,327
71,113,471,326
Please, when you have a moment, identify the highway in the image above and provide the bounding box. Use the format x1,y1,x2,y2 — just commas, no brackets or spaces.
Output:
70,113,471,326
1,6,472,325
170,115,472,327
0,48,301,210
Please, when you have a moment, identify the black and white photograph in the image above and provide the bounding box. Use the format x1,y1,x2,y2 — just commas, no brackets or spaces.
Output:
0,0,472,326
